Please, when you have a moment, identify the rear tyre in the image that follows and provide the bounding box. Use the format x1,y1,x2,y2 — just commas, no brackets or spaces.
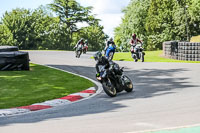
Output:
122,75,133,92
140,52,144,62
83,49,86,54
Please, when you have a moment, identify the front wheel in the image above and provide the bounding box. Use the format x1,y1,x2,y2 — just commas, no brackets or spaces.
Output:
77,50,81,58
122,75,133,92
131,53,137,62
102,79,117,97
109,52,114,60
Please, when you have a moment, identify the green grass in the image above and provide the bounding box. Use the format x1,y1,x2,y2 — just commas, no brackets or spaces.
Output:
0,64,94,109
190,35,200,42
149,126,200,133
113,51,200,63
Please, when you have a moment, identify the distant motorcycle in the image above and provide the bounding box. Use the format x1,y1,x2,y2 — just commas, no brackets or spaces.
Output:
130,43,145,62
106,44,116,61
82,44,88,54
96,64,133,97
75,45,83,58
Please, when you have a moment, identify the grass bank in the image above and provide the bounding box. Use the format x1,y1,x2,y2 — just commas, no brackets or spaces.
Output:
113,51,200,63
0,64,94,109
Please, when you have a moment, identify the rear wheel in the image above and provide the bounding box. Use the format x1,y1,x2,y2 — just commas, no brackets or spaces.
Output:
140,52,144,62
102,79,117,97
122,75,133,92
83,49,86,54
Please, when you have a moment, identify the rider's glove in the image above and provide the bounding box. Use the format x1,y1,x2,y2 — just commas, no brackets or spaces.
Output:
96,73,100,77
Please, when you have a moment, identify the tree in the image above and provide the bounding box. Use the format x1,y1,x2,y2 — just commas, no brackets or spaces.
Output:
114,0,150,51
115,0,200,51
75,22,108,51
49,0,95,49
0,1,106,51
0,24,15,46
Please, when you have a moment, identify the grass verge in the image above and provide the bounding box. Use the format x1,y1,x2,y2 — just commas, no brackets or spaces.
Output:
113,51,200,63
0,64,94,109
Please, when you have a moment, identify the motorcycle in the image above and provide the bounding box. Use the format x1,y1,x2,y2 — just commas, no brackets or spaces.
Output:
75,44,83,58
82,44,88,54
96,64,133,97
130,43,145,62
106,44,116,61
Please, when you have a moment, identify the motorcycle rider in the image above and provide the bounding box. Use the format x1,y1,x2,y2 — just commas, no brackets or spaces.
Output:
104,38,115,53
105,37,116,59
130,33,143,61
75,38,85,48
93,51,122,79
74,38,85,57
130,33,142,46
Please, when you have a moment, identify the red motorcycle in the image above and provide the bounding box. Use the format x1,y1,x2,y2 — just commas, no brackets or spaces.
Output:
82,44,88,54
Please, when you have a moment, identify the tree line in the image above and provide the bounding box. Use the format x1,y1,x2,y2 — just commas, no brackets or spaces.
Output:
114,0,200,51
0,0,108,50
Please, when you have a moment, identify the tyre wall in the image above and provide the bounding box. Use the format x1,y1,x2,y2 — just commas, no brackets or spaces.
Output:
0,46,30,71
163,41,200,61
0,46,19,52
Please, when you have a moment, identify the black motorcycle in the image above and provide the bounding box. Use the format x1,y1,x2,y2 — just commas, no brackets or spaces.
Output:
130,44,145,62
96,65,133,97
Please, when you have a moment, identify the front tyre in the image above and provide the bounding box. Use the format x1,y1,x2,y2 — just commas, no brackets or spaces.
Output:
102,79,117,97
132,53,137,62
122,75,133,92
77,50,81,58
109,52,114,61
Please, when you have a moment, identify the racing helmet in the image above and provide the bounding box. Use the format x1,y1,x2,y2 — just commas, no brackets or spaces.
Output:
93,51,102,61
132,33,136,39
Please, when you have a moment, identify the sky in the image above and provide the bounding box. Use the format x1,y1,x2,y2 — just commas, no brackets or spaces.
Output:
0,0,130,37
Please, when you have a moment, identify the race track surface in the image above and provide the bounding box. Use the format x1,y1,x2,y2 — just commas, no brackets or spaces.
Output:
0,51,200,133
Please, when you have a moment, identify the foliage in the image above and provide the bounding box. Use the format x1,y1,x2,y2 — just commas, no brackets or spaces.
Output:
115,0,200,51
0,1,107,50
49,0,98,47
73,22,108,51
114,0,150,51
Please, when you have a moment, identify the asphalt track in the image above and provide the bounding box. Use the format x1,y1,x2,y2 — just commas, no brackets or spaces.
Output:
0,51,200,133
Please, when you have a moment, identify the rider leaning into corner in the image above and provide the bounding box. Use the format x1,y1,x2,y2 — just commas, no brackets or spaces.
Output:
75,38,85,48
130,33,143,60
93,51,122,79
74,38,85,57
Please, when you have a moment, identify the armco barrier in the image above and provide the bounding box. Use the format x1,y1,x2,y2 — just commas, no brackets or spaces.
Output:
163,41,200,61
